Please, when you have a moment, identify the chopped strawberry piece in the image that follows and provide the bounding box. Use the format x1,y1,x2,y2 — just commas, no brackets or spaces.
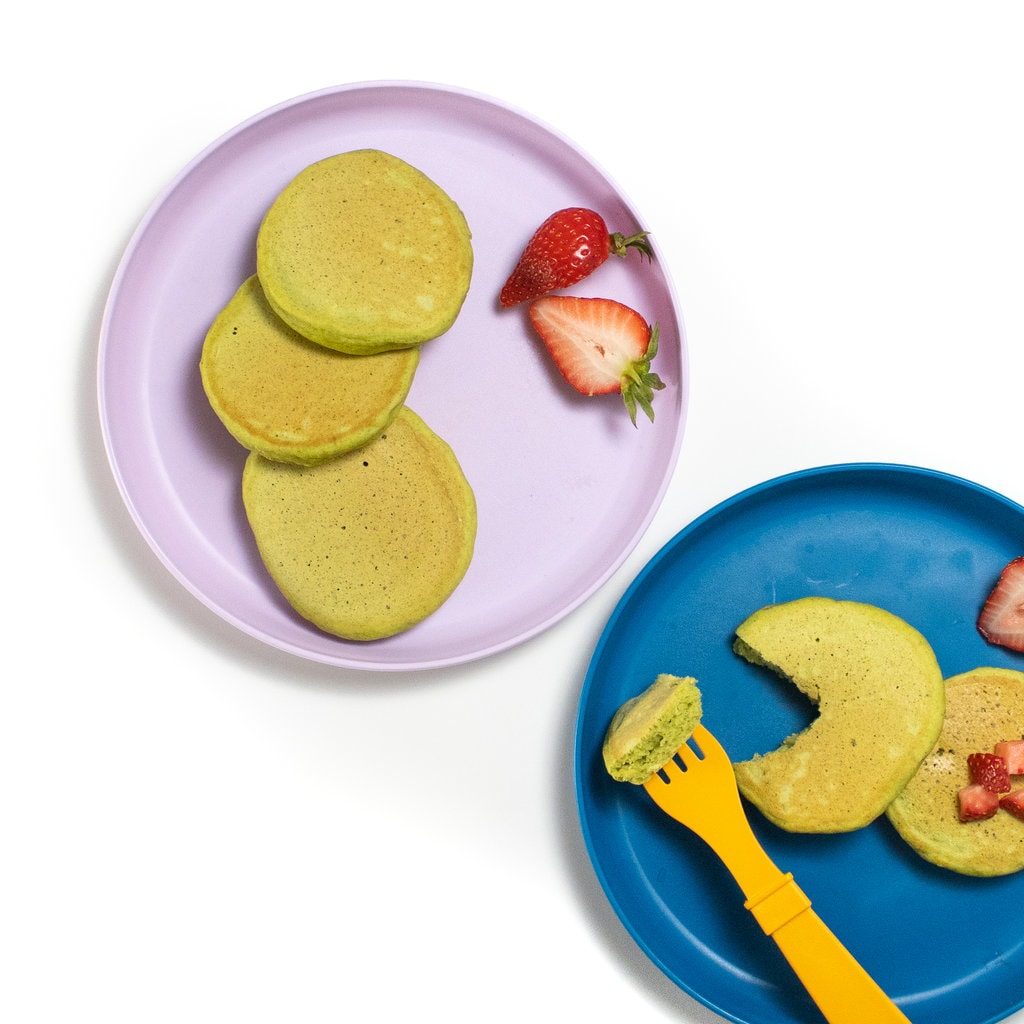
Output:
1000,790,1024,821
977,556,1024,651
527,295,665,424
994,739,1024,775
499,208,652,306
967,752,1011,793
958,783,1000,822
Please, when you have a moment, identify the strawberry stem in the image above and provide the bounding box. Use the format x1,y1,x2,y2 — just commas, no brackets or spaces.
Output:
609,230,654,261
620,322,665,426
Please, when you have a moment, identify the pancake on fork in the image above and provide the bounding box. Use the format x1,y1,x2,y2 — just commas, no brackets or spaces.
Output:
602,674,703,784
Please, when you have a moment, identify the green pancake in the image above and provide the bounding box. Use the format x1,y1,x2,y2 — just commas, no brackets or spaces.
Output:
886,668,1024,877
732,598,945,833
603,674,703,784
242,407,476,641
200,276,418,465
256,150,473,354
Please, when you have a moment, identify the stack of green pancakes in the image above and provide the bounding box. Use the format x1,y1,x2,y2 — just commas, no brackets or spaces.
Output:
200,150,476,641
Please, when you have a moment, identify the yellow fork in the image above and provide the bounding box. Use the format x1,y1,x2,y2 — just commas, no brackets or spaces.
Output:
643,724,911,1023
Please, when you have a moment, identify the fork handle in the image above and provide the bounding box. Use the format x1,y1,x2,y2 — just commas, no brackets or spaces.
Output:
743,872,912,1023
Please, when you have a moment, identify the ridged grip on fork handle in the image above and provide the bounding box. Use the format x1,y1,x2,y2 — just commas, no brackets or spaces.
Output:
706,815,911,1023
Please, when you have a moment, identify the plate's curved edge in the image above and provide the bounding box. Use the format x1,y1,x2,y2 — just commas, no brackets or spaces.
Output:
95,80,689,672
573,461,1024,1024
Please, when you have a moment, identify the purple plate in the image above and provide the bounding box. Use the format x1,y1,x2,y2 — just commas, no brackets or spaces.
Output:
97,81,688,671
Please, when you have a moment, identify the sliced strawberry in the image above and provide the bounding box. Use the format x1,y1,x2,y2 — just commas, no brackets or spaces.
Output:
977,556,1024,652
994,739,1024,775
958,783,1000,822
1000,790,1024,821
499,207,652,306
527,295,665,425
967,752,1011,793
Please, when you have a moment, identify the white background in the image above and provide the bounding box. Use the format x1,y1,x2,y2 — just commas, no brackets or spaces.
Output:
5,2,1023,1022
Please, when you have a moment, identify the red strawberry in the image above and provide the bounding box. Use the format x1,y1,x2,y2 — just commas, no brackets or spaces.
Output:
958,783,1000,822
977,556,1024,651
499,207,652,306
994,739,1024,775
1000,789,1024,821
527,295,665,425
967,752,1011,793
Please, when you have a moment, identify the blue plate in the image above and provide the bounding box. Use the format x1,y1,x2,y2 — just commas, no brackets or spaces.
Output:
575,463,1024,1024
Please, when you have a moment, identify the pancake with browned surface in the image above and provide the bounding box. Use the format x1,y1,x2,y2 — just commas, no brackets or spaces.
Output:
200,276,418,465
256,150,473,354
886,667,1024,876
242,407,476,641
732,597,945,833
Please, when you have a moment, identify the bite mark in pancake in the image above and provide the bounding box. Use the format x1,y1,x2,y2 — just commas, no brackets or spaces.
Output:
731,597,945,833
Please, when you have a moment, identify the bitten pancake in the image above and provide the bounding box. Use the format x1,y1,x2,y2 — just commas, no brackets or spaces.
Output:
200,276,418,465
603,675,703,784
256,150,473,354
732,597,945,833
242,407,476,641
886,667,1024,876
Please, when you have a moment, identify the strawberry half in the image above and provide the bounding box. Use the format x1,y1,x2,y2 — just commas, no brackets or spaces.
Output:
499,207,652,306
527,295,665,425
1000,790,1024,821
977,556,1024,652
967,752,1011,793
